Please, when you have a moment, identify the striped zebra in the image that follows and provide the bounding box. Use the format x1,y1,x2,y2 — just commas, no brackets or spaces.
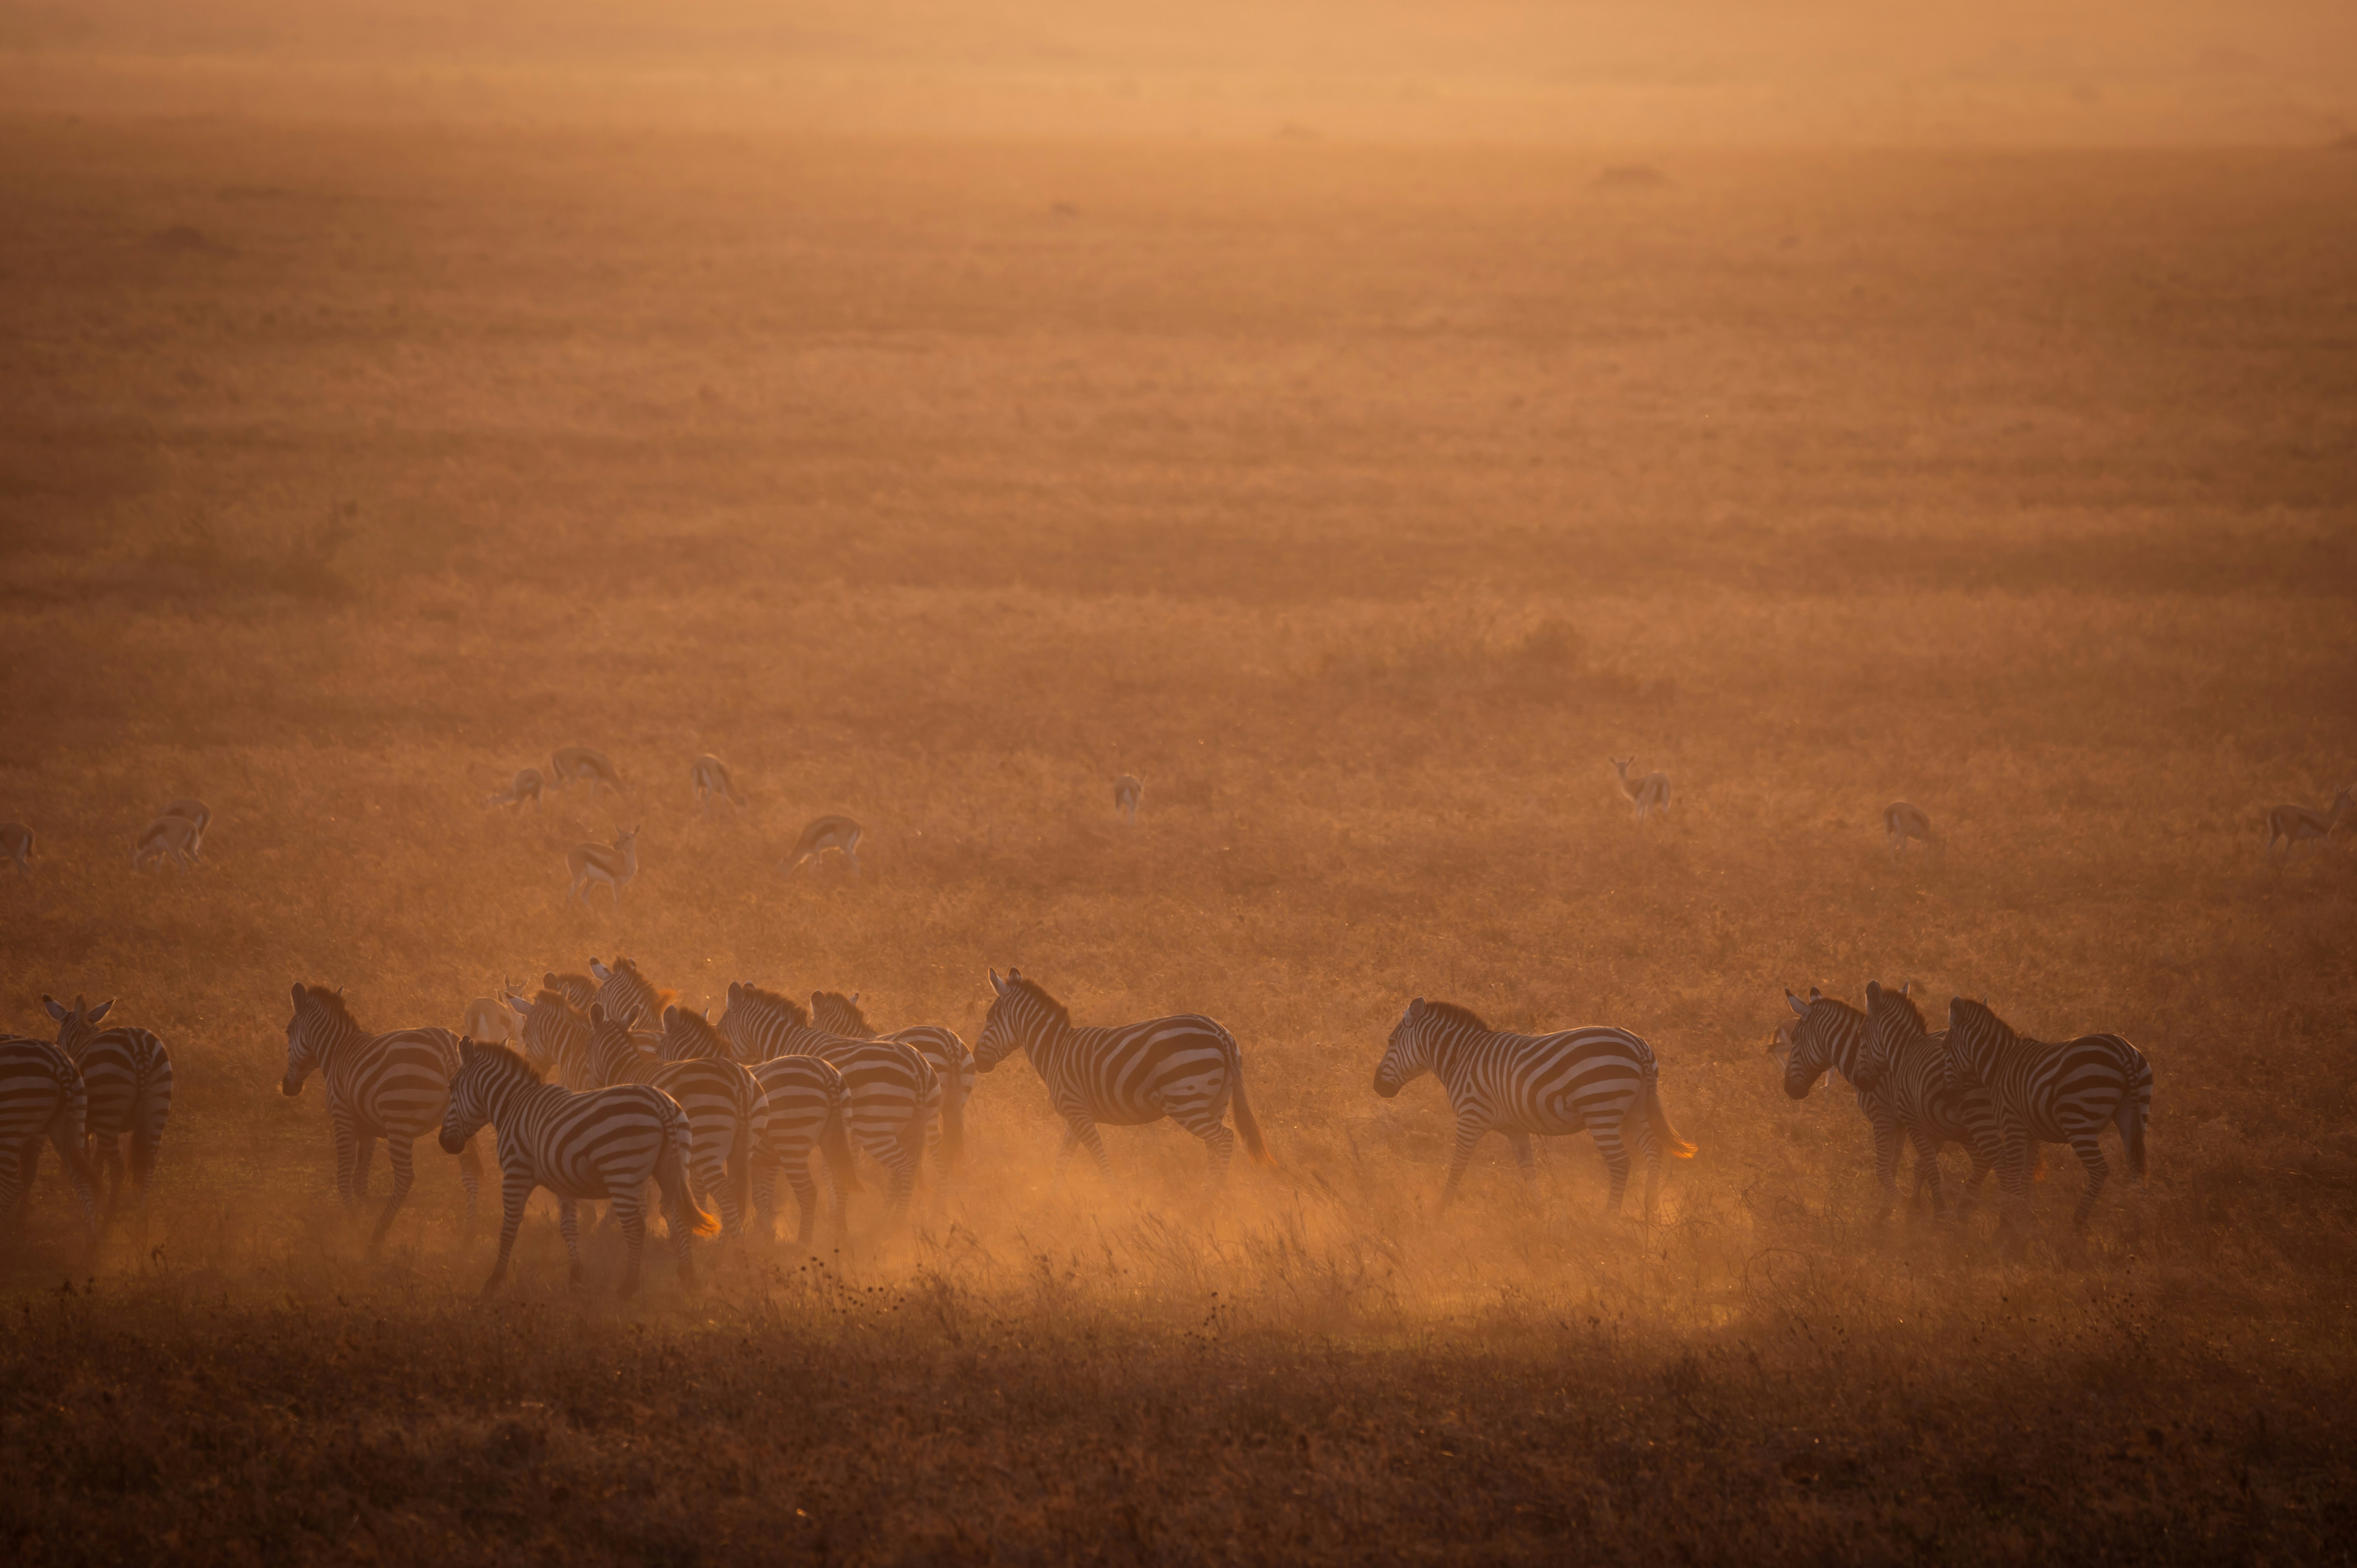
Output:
510,989,603,1090
1375,998,1691,1215
543,970,598,1009
975,969,1274,1185
279,984,484,1247
692,755,746,814
2267,784,2351,858
439,1039,715,1297
566,826,640,907
550,745,625,797
1883,802,1939,859
809,990,970,1172
1939,996,2152,1236
485,768,544,810
744,1051,860,1247
1840,982,1999,1218
779,815,861,877
1774,987,1915,1223
1,822,32,875
42,995,174,1237
590,957,673,1044
718,983,937,1217
622,1005,776,1243
132,814,203,871
1113,775,1143,822
0,1034,98,1251
1610,757,1671,822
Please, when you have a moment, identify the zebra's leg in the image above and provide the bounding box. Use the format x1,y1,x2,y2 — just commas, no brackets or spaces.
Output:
94,1138,126,1236
484,1172,533,1297
1869,1113,1902,1229
1906,1127,1948,1220
1440,1120,1488,1209
1592,1121,1633,1216
2062,1116,2113,1233
782,1153,824,1249
453,1137,483,1239
370,1137,418,1251
49,1125,98,1249
558,1199,583,1287
1507,1132,1537,1190
749,1150,779,1243
609,1181,649,1297
1171,1102,1239,1186
330,1114,365,1213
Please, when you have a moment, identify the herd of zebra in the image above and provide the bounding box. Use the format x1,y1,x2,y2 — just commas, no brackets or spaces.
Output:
2,933,2157,1294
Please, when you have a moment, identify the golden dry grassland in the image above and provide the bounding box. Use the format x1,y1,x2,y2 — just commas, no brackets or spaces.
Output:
2,118,2355,1562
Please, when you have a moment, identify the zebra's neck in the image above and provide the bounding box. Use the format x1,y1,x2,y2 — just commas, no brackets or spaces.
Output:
309,1009,368,1076
1422,1017,1493,1093
486,1075,568,1130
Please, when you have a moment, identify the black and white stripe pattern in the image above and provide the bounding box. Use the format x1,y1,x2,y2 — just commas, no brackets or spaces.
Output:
1941,996,2152,1235
1847,982,1998,1218
589,959,670,1056
0,1034,97,1250
42,994,174,1236
511,989,602,1091
718,983,937,1218
438,1040,715,1296
1375,997,1690,1215
809,991,971,1173
631,1007,773,1243
279,984,483,1247
743,1051,860,1247
975,969,1273,1185
544,971,598,1010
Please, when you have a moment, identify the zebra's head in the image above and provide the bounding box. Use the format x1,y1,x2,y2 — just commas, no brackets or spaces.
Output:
811,991,873,1038
660,1004,730,1063
546,970,597,1009
1854,980,1928,1092
1373,998,1437,1098
975,968,1062,1072
1943,996,2007,1089
516,989,588,1076
718,980,804,1063
281,982,350,1097
1777,987,1860,1100
42,993,114,1055
442,1038,537,1153
590,1001,642,1065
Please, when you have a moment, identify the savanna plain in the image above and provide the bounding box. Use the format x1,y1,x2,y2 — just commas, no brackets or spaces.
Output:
2,118,2355,1564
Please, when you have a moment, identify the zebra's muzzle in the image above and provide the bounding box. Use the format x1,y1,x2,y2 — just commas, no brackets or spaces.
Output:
279,1073,304,1098
1372,1075,1400,1099
438,1128,467,1155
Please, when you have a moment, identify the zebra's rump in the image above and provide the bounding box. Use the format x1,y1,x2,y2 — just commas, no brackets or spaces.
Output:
883,1025,976,1100
2002,1034,2145,1140
0,1037,83,1139
749,1055,848,1154
1475,1028,1652,1135
325,1028,459,1141
502,1084,682,1199
648,1059,767,1157
68,1029,173,1140
1057,1017,1234,1125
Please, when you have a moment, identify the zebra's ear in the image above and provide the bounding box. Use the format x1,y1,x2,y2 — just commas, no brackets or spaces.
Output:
1901,980,1914,998
1808,987,1822,1002
292,983,308,1005
43,994,67,1022
620,1004,641,1030
726,982,740,1004
1866,980,1881,1003
663,1005,678,1029
591,959,612,982
544,971,560,989
1770,1026,1792,1063
1408,997,1426,1019
88,999,113,1024
850,992,859,1007
1785,990,1808,1017
988,969,1006,996
590,1004,607,1024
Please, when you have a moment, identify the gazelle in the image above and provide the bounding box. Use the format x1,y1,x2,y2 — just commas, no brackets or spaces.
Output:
1113,774,1143,822
2268,785,2352,858
780,815,862,877
691,755,746,815
567,826,640,906
162,798,212,839
1883,802,1939,859
551,746,624,798
463,980,525,1043
1610,757,1671,822
0,822,30,875
485,768,543,810
132,814,203,871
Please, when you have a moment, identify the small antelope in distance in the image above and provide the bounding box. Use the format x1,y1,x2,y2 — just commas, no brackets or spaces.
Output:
463,980,525,1043
485,768,543,810
0,822,32,875
1610,757,1671,822
162,798,212,839
691,755,746,815
780,814,862,877
1113,775,1143,822
1883,802,1940,859
132,814,203,871
551,746,624,798
2267,784,2352,858
566,825,640,907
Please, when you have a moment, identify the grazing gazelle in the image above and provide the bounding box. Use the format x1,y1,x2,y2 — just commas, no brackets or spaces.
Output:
691,755,746,815
1113,775,1143,822
162,799,212,839
0,822,31,875
131,814,203,871
551,746,625,798
1883,802,1940,859
780,815,862,877
1610,757,1671,822
2267,784,2352,858
485,768,544,810
566,826,640,907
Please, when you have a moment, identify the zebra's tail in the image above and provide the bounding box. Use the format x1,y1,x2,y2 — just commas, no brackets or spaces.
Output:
939,1063,965,1169
1644,1063,1697,1159
1223,1032,1279,1168
660,1111,721,1238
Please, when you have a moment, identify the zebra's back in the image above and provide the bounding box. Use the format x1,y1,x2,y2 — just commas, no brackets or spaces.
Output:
68,1027,173,1143
324,1028,461,1142
1052,1015,1235,1127
811,1037,937,1146
1467,1026,1652,1136
649,1058,767,1156
883,1024,975,1101
750,1054,849,1155
2000,1033,2144,1141
0,1037,84,1142
501,1083,682,1200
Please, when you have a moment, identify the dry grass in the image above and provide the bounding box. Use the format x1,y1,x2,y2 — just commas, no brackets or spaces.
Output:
1,118,2355,1563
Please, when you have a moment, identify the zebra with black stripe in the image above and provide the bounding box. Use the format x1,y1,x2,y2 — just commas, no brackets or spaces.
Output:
1375,998,1691,1215
718,983,937,1218
42,994,174,1237
590,958,671,1055
742,1049,860,1247
0,1034,98,1252
543,970,597,1010
809,991,971,1174
1846,981,2000,1219
440,1039,715,1296
279,984,483,1247
1938,996,2152,1236
509,989,604,1091
630,1005,775,1244
975,969,1274,1185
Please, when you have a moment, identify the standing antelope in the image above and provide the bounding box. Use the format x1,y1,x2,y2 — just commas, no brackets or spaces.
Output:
692,755,746,814
566,826,640,907
1113,775,1143,822
485,769,544,810
2267,785,2352,858
462,981,525,1044
132,814,203,871
1883,802,1939,859
551,746,625,798
0,823,32,875
1610,757,1671,822
780,815,862,877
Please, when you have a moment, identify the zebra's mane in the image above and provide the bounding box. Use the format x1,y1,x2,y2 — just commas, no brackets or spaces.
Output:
466,1040,543,1082
530,988,587,1020
1948,997,2015,1044
736,983,810,1028
812,990,871,1032
297,984,359,1026
1808,995,1865,1025
1421,1000,1492,1033
602,957,677,1010
1003,976,1071,1030
664,1006,726,1052
1869,985,1929,1038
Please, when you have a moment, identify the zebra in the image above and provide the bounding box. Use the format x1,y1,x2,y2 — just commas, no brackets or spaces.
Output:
744,1050,860,1247
439,1038,716,1297
550,745,625,797
2267,784,2352,858
692,755,746,814
162,798,212,839
132,814,203,871
809,990,971,1173
780,815,862,877
2,822,33,875
542,970,598,1010
717,982,937,1218
485,768,544,810
510,989,602,1090
1940,996,2151,1237
566,825,640,907
590,957,674,1041
1375,997,1691,1216
1840,981,2000,1219
623,1005,776,1243
1883,802,1939,859
1610,757,1671,822
42,995,174,1238
1773,987,1919,1224
975,968,1274,1185
1113,775,1143,822
0,1034,99,1252
279,984,484,1248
